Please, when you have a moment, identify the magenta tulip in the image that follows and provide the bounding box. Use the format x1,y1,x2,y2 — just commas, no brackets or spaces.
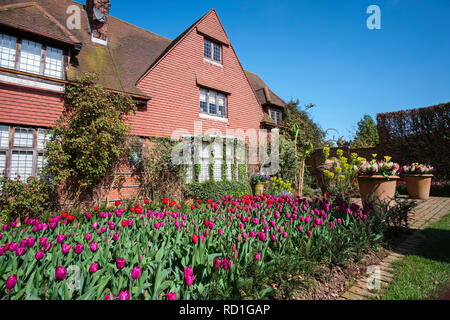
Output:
166,292,177,300
89,263,99,273
90,242,98,252
35,250,44,260
116,258,126,270
184,266,194,286
55,266,67,280
5,274,17,291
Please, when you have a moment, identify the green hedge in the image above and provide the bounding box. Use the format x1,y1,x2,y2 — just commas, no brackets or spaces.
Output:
185,180,252,201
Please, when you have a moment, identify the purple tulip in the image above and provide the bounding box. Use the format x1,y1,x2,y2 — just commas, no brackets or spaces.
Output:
184,266,194,286
35,250,44,260
113,233,119,241
90,242,98,252
116,258,126,270
44,242,52,251
56,235,65,243
131,266,142,279
74,243,84,254
5,274,17,291
62,244,71,254
223,258,232,270
89,263,99,273
85,233,92,241
118,290,130,300
16,247,26,256
39,237,48,246
55,266,67,280
166,292,177,300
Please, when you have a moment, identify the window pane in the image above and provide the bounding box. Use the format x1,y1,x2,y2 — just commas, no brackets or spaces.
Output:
204,38,212,59
213,43,221,62
0,125,9,148
0,33,17,69
0,151,6,176
209,91,217,114
218,94,226,116
44,46,63,79
10,150,34,182
37,129,51,149
19,40,42,75
200,88,208,113
37,153,46,176
13,128,34,147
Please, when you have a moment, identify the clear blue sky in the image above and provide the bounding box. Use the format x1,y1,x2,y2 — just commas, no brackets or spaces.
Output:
83,0,450,142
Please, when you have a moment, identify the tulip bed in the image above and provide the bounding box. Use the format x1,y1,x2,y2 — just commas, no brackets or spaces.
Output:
0,194,384,300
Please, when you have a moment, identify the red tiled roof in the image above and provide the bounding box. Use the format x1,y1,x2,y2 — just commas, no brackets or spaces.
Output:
245,70,287,108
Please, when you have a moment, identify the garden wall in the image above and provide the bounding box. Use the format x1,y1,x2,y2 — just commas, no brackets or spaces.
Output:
377,103,450,180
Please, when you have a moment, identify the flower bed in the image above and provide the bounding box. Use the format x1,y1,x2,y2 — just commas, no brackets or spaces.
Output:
0,194,384,300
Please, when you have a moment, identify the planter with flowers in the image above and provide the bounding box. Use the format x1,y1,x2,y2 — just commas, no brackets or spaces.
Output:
357,155,401,203
401,163,435,200
250,173,270,196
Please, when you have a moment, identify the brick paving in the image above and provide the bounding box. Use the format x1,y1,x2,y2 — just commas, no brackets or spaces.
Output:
339,197,450,300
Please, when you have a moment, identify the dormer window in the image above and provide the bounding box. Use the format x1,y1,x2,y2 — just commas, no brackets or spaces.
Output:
204,38,222,64
269,108,283,125
0,32,64,80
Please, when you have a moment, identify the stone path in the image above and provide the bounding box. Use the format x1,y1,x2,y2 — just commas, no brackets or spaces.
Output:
339,197,450,300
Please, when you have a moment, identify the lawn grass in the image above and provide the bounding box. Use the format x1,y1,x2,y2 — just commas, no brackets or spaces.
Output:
381,213,450,300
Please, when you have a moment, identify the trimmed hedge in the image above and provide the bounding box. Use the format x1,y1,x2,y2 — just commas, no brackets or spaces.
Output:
184,180,252,201
377,103,450,180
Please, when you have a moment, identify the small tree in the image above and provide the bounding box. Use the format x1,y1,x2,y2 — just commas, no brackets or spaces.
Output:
351,114,379,148
44,74,136,206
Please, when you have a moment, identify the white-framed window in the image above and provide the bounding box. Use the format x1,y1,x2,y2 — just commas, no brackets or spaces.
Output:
13,128,34,148
200,88,208,113
10,150,34,182
0,126,50,181
0,34,17,69
199,88,227,118
37,129,51,149
19,40,42,75
0,126,9,148
0,32,64,79
204,37,222,64
37,153,46,176
269,108,283,125
198,142,210,183
0,151,6,176
44,46,63,79
212,141,223,182
208,91,217,115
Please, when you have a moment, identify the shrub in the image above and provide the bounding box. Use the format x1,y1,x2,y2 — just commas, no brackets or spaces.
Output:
128,136,186,203
0,176,54,224
44,74,136,206
185,180,252,201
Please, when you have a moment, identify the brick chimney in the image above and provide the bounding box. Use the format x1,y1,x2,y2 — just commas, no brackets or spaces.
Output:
86,0,111,42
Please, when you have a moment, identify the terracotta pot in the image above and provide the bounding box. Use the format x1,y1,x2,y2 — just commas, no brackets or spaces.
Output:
358,175,400,203
403,174,433,200
253,182,265,196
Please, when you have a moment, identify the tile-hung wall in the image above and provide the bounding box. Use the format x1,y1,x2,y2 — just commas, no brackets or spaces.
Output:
0,125,51,181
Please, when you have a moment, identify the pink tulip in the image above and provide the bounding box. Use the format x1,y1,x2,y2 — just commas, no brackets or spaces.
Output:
74,243,84,254
62,244,71,254
35,250,44,260
90,242,98,252
5,274,17,291
184,267,194,286
131,266,142,279
166,292,177,300
255,252,262,261
116,258,126,270
90,263,99,273
118,290,130,300
55,266,67,280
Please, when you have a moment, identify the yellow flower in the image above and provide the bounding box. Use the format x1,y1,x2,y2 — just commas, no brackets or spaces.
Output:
384,156,392,162
372,154,377,159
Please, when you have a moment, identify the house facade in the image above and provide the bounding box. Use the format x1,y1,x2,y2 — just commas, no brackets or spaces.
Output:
0,0,287,200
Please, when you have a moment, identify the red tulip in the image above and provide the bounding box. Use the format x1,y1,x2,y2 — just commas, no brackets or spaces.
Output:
115,201,121,207
61,212,68,219
192,234,198,244
67,215,75,223
94,206,99,212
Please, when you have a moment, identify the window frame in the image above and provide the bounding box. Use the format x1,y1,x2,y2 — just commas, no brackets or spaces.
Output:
0,32,65,80
269,108,283,125
203,37,222,65
199,87,228,118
